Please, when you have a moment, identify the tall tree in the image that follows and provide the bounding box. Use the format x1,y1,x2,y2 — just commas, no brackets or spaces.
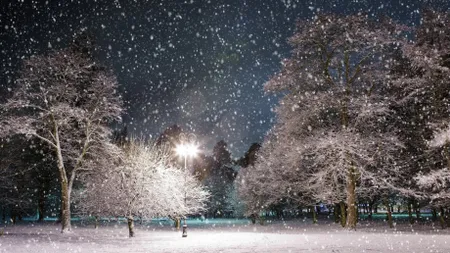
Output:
192,153,214,182
243,14,404,229
0,33,123,232
237,143,261,168
397,10,450,217
156,124,183,147
206,140,236,217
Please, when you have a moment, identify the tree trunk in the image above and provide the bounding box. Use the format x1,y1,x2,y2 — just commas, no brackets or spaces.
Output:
38,187,45,222
95,216,99,229
334,203,340,223
346,166,357,230
298,206,303,217
384,199,393,228
439,207,446,229
339,202,346,228
11,209,17,225
312,206,318,224
127,216,135,237
250,214,258,224
415,205,421,221
407,201,414,224
1,207,5,223
432,209,438,221
368,202,373,220
60,179,71,233
356,203,359,224
175,217,181,229
53,123,71,233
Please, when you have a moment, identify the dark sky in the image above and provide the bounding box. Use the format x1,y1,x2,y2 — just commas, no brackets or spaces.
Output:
1,0,449,157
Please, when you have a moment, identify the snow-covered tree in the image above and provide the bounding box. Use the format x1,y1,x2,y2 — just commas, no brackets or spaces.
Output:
205,140,237,217
238,135,317,222
241,14,405,229
0,33,123,232
75,140,209,237
398,9,450,227
224,181,246,218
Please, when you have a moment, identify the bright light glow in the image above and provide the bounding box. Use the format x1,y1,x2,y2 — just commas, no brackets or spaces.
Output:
175,143,199,157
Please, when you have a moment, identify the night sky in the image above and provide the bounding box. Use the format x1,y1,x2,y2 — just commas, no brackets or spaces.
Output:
1,0,449,157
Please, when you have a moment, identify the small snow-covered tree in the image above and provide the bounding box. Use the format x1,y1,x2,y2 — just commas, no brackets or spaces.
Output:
238,134,318,222
75,140,209,237
0,33,123,232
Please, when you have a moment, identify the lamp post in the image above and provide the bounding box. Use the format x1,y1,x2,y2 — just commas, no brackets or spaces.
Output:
175,140,198,238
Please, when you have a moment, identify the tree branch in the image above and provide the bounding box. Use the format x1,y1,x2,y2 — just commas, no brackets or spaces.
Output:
31,133,57,149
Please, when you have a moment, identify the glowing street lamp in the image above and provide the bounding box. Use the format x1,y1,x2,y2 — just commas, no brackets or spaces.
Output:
175,142,199,238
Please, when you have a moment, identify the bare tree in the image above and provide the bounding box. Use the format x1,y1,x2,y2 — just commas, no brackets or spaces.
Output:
0,38,123,232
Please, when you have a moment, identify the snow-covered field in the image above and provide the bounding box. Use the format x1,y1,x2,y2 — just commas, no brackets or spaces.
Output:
1,218,449,253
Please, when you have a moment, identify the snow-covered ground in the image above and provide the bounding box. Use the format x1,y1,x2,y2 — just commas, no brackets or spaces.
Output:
1,218,449,253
